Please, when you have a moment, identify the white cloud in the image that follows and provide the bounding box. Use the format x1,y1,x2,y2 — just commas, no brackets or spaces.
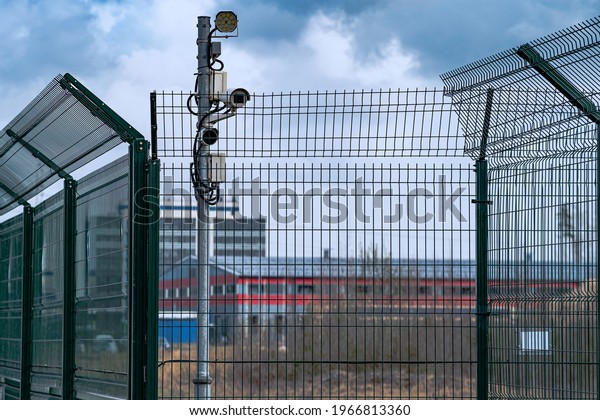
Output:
77,4,430,138
221,11,431,94
76,0,218,136
301,13,424,87
0,1,474,139
90,2,127,33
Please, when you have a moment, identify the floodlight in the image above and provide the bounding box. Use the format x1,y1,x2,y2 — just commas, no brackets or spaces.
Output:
215,11,238,33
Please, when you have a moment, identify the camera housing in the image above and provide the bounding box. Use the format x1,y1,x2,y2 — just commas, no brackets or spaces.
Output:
218,88,251,109
202,127,219,145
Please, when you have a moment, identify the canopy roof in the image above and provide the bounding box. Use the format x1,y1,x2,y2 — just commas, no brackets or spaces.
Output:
0,73,144,215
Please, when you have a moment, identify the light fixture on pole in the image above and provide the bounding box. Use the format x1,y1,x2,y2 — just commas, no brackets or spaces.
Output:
215,11,238,33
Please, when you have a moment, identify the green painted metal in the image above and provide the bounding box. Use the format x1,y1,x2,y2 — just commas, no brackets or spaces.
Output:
150,92,158,160
1,73,157,400
59,74,144,144
5,130,72,180
61,179,77,399
19,205,33,400
0,181,29,207
517,44,599,399
146,159,161,400
475,89,493,401
517,43,600,124
147,93,159,400
597,125,600,400
475,159,489,400
129,139,149,399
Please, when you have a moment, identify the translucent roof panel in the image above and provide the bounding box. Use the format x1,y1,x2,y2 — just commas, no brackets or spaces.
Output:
0,73,144,215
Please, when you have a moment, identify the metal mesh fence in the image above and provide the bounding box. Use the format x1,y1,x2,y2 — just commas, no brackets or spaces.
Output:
0,154,157,399
31,192,65,399
441,16,600,399
0,215,24,399
487,150,598,399
0,74,159,400
73,156,130,399
155,89,477,399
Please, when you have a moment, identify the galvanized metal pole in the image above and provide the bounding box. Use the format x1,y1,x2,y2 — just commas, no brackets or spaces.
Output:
193,15,212,400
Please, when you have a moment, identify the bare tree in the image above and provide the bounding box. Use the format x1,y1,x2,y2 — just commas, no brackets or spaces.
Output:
557,204,581,263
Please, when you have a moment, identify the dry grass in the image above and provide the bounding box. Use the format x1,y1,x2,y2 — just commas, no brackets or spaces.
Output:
159,311,476,400
489,279,598,399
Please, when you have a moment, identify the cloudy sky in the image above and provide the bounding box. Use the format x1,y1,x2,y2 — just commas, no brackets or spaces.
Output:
0,0,598,137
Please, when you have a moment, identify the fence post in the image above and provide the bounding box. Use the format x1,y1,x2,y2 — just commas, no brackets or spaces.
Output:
20,205,33,400
129,139,150,399
475,88,493,400
146,152,161,399
62,178,77,399
597,124,600,400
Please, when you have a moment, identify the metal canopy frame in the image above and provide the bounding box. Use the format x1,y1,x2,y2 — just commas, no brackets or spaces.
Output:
0,73,143,215
441,16,600,160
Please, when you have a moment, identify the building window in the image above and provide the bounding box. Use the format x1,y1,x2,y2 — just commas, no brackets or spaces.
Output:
249,284,262,294
297,285,314,294
356,285,369,295
267,283,285,294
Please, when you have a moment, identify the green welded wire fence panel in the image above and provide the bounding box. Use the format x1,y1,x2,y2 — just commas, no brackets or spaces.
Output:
73,156,130,400
441,15,600,400
31,192,64,399
154,89,477,399
0,214,24,399
487,149,598,399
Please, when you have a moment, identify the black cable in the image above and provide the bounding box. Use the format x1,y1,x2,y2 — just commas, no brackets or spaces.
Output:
210,57,224,72
190,27,226,205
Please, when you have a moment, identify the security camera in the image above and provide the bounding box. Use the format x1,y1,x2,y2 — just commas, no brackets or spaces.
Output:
201,128,219,145
218,88,251,109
